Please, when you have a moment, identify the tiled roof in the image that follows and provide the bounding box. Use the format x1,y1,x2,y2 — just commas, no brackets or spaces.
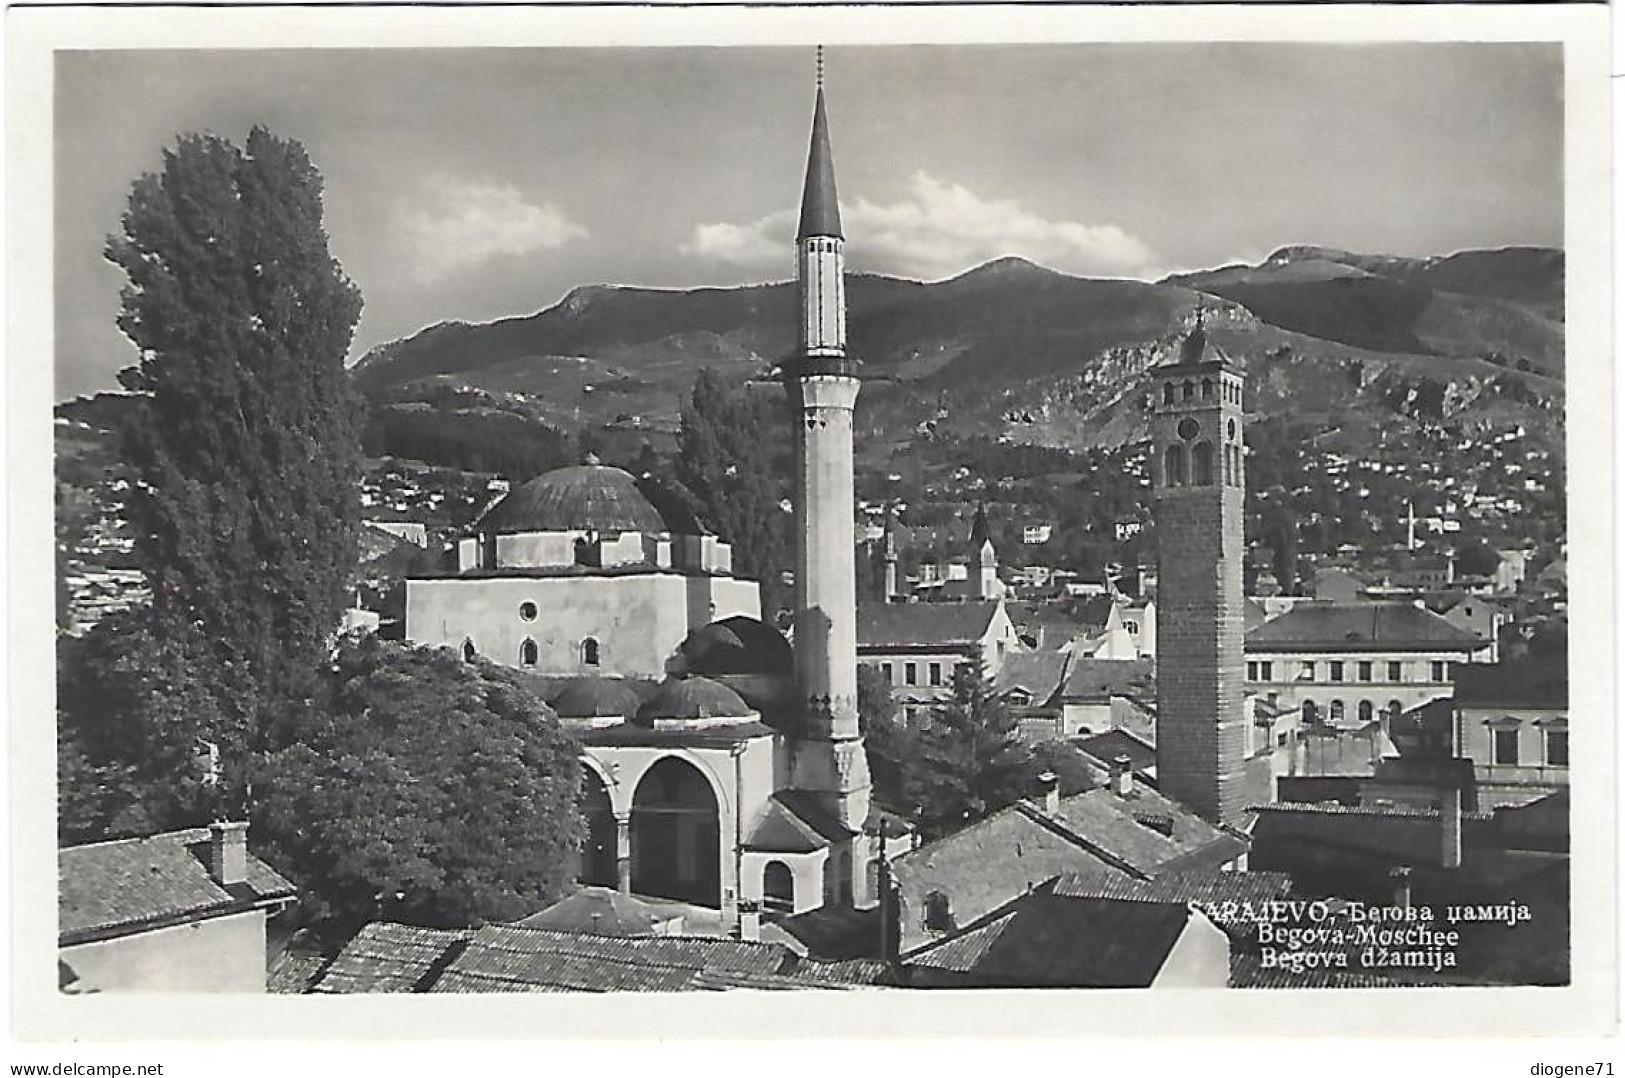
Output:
1453,659,1568,709
1042,780,1242,877
429,925,792,993
514,887,676,936
1053,868,1291,930
1073,728,1157,774
59,827,295,945
904,887,1192,988
744,792,854,853
995,650,1070,705
1059,658,1153,704
857,600,999,650
1246,601,1484,653
312,923,469,994
1248,802,1492,870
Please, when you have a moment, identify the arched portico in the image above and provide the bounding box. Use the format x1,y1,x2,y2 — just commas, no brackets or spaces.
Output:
629,756,723,907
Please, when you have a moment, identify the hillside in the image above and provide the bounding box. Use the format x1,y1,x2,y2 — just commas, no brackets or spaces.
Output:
352,245,1564,468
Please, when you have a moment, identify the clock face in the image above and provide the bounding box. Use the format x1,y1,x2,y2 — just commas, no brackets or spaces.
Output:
1177,417,1200,441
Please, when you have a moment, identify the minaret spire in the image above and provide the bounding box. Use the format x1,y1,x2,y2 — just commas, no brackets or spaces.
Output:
798,50,844,242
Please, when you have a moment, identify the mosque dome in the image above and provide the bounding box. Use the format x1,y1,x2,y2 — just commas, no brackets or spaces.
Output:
550,677,643,721
677,616,795,679
480,461,669,535
633,676,752,725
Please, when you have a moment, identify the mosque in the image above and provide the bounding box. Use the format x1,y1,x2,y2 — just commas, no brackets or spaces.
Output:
404,68,901,927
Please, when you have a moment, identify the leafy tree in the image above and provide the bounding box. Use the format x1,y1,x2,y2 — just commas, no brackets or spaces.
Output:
1028,739,1103,797
856,664,916,811
910,659,1029,841
56,608,253,838
675,370,792,613
253,636,584,935
104,126,364,748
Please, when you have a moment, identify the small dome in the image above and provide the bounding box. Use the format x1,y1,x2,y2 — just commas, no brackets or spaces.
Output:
678,616,794,678
634,676,751,724
550,678,642,720
480,464,668,535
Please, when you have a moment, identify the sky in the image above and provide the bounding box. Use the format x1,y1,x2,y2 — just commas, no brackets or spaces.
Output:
54,43,1563,400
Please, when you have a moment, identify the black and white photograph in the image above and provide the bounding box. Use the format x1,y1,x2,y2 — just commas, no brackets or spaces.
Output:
6,0,1616,1053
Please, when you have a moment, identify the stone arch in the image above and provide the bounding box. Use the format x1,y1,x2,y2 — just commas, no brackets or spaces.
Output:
1163,444,1187,488
1192,442,1215,485
630,755,723,907
762,860,795,913
579,767,617,889
520,638,539,667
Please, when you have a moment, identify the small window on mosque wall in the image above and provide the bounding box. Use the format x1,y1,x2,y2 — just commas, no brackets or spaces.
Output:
583,638,601,666
520,639,539,667
519,601,538,622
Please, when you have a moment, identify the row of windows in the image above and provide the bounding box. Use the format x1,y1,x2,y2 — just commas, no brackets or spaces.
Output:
1248,659,1450,683
880,660,968,687
1493,727,1567,768
1163,442,1243,489
462,637,600,667
1301,699,1403,725
1161,378,1241,407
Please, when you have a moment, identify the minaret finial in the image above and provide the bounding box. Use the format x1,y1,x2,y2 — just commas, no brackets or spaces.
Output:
816,45,825,90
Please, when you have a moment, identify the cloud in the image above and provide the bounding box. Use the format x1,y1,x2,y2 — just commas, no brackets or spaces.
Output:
397,175,587,282
681,171,1156,281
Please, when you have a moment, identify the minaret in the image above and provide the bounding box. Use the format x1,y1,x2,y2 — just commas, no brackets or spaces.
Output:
881,516,899,602
1151,322,1249,826
785,53,872,879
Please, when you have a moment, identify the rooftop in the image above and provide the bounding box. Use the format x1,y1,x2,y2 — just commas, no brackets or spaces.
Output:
59,826,295,946
477,463,673,536
1245,600,1484,653
857,599,1000,650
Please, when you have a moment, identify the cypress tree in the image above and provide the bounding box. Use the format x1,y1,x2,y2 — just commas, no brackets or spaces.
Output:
911,658,1029,841
104,127,363,756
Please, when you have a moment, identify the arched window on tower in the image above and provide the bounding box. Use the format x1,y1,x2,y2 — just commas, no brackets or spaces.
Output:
1358,700,1374,724
520,639,539,667
1201,377,1214,400
1330,699,1345,723
1182,381,1195,401
1192,442,1215,485
1162,382,1175,406
1302,699,1319,724
582,637,601,666
461,639,477,663
1163,444,1187,488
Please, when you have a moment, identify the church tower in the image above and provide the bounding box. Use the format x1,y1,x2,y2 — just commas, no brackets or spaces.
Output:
785,55,872,877
1151,322,1248,826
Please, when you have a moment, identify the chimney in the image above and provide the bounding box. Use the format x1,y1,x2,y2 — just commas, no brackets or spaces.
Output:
1439,785,1463,870
1112,754,1134,798
208,820,249,887
1446,555,1457,585
1389,866,1413,910
737,899,761,942
1035,771,1059,815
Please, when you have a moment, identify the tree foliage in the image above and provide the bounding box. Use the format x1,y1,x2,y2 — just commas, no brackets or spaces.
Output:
856,664,917,811
253,637,584,935
105,126,364,732
910,659,1029,841
674,369,792,615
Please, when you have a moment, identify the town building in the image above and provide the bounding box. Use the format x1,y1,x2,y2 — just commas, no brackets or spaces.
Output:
1444,660,1568,801
857,599,1021,723
58,822,295,992
1244,600,1485,727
